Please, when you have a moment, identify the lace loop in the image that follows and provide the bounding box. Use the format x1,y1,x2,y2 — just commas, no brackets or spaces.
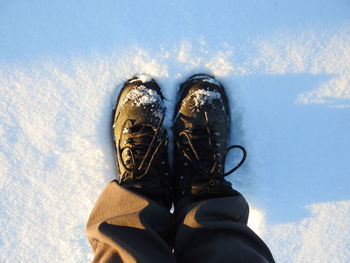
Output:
177,111,247,178
223,145,247,176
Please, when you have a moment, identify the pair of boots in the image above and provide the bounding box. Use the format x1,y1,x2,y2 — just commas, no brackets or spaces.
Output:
113,74,246,213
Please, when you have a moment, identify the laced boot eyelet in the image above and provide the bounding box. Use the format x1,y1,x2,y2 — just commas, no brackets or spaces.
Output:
209,179,215,187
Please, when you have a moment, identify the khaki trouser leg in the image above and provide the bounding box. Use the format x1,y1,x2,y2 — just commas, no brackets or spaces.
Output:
86,181,274,263
174,195,275,263
86,180,176,263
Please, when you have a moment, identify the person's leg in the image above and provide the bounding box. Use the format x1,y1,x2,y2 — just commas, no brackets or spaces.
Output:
172,74,275,262
86,181,175,263
174,194,274,263
86,76,175,262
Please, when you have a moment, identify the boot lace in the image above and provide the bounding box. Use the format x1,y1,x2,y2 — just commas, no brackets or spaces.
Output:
118,114,168,183
178,111,246,178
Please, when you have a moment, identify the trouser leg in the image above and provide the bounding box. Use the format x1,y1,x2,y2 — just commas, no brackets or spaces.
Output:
86,180,176,263
174,193,275,263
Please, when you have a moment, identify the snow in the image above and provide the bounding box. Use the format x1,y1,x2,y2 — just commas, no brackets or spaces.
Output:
182,89,222,111
122,85,163,108
265,201,350,263
129,73,154,84
121,84,164,119
1,0,350,262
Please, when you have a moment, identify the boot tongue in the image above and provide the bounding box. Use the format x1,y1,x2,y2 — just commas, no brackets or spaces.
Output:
190,128,216,173
180,117,216,174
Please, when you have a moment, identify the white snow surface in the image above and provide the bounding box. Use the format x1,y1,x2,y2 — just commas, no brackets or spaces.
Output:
1,1,350,262
129,73,154,84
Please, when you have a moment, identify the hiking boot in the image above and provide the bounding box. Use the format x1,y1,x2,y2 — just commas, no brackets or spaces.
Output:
173,74,247,209
113,75,172,209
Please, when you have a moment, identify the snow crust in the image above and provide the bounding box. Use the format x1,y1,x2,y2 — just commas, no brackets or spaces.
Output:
266,201,350,263
138,74,154,83
1,1,350,262
129,73,154,84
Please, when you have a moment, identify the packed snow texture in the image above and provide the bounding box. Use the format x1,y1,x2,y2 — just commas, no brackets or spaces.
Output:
1,1,350,262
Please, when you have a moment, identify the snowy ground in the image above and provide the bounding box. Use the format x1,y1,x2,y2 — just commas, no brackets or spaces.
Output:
1,1,350,262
